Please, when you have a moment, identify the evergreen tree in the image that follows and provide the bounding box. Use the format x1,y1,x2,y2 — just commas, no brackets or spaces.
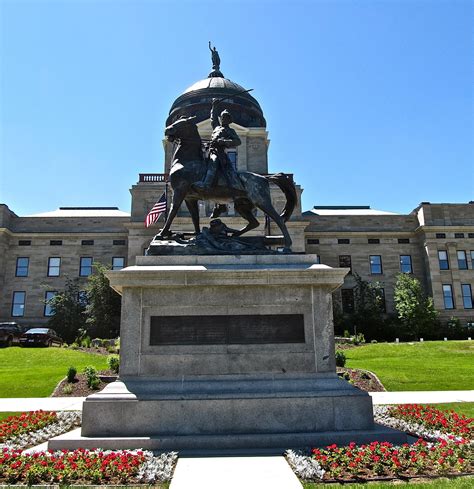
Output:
351,273,386,340
47,277,86,343
85,263,121,339
394,273,439,339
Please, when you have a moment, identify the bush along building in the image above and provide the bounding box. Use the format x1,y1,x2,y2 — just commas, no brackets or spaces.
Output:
1,59,473,338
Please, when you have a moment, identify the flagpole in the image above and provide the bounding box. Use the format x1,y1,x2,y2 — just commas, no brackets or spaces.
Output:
164,180,169,221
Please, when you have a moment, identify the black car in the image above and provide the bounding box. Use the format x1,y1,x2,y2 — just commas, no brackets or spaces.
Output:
19,328,63,347
0,322,22,346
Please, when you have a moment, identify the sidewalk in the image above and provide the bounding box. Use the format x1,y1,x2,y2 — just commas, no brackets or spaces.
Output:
0,391,473,412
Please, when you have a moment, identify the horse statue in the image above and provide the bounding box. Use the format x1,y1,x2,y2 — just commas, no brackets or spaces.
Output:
155,115,297,250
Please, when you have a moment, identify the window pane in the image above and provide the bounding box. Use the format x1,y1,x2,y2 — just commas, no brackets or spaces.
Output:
16,257,29,277
370,255,382,274
12,291,26,317
80,257,93,276
112,257,125,270
48,257,61,276
457,251,468,270
461,284,473,309
471,251,474,269
400,255,412,273
442,285,454,309
339,255,351,270
44,291,57,316
438,251,449,270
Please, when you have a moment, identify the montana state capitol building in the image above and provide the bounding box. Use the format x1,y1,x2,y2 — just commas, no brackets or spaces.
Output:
1,63,473,330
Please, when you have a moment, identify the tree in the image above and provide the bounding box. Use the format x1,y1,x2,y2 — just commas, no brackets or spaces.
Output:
394,273,439,339
351,273,387,340
85,263,121,339
47,277,86,343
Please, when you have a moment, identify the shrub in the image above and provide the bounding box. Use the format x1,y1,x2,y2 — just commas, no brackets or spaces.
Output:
343,329,350,338
371,339,378,344
107,345,117,353
353,333,365,345
62,384,73,395
66,366,77,383
89,377,100,390
335,350,346,367
107,354,120,374
81,336,91,348
83,365,99,388
70,342,79,350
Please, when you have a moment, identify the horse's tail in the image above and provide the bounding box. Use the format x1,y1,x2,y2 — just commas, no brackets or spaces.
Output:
266,173,297,222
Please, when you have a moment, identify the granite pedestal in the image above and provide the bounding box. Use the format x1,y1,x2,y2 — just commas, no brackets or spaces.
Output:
49,254,408,452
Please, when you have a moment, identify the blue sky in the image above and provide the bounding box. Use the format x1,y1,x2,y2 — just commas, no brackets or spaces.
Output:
1,0,472,216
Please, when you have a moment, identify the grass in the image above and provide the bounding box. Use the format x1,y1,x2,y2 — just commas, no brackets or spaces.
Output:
303,477,473,488
0,346,108,397
345,341,474,391
428,403,474,418
0,411,20,422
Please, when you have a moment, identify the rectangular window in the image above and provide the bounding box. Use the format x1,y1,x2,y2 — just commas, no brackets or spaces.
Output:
400,255,413,274
438,250,449,270
18,240,31,246
471,251,474,269
113,239,126,246
341,289,354,313
44,291,57,317
442,284,454,309
11,291,26,317
50,240,62,246
339,255,352,272
457,250,468,270
461,284,473,309
436,233,446,239
81,240,94,246
369,255,383,274
112,257,125,270
455,233,464,239
15,257,29,277
469,233,474,238
368,238,380,244
47,257,61,277
398,238,410,244
338,238,350,244
79,257,93,276
307,238,319,245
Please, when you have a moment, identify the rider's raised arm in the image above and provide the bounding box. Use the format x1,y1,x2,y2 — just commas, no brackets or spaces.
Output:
211,99,219,130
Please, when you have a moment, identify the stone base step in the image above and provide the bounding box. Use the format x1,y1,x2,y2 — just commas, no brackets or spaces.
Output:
49,424,411,455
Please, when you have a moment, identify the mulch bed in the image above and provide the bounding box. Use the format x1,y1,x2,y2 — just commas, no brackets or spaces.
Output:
67,345,112,355
52,371,118,397
337,367,385,392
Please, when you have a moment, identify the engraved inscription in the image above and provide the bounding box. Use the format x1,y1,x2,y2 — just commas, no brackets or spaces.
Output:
150,314,305,345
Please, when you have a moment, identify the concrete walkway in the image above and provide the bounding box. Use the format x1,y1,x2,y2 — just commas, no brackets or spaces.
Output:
170,456,302,489
1,391,473,412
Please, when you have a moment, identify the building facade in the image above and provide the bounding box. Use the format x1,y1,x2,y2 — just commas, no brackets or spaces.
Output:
1,65,473,330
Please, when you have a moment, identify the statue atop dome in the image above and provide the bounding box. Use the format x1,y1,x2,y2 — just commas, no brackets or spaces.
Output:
208,41,224,78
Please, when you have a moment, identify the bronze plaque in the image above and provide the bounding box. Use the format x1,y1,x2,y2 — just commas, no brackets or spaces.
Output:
150,314,305,345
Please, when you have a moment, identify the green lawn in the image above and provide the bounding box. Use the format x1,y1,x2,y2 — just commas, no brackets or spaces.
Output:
0,346,108,397
345,341,474,391
429,403,474,418
303,477,473,488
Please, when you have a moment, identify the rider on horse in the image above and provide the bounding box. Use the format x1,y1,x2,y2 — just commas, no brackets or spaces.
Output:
194,99,244,193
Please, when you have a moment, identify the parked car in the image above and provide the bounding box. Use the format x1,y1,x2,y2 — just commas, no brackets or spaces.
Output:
19,328,63,347
0,322,23,347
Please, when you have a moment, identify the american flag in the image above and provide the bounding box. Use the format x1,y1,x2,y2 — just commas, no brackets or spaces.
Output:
145,192,167,228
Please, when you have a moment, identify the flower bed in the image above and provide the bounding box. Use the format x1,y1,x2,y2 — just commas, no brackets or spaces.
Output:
0,448,177,485
0,411,57,442
288,438,473,482
374,405,473,443
1,412,82,450
387,404,473,440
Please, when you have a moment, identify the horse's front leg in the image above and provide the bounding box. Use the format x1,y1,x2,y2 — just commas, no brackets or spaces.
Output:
184,199,200,234
155,187,187,238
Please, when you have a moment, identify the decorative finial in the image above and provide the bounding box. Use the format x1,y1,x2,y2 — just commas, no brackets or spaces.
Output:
208,41,224,78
